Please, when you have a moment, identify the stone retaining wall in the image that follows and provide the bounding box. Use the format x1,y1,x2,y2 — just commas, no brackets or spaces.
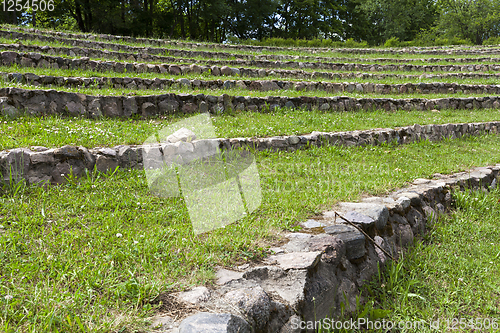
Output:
1,87,500,120
3,49,500,85
3,29,500,65
159,165,500,332
2,41,500,75
1,121,498,187
5,70,500,96
5,26,500,56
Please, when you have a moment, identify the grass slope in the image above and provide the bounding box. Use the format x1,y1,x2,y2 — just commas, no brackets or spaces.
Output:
1,108,500,150
1,135,500,332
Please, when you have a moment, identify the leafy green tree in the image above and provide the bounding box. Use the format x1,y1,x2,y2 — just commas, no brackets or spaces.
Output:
229,0,279,40
358,0,438,42
274,0,346,40
437,0,500,44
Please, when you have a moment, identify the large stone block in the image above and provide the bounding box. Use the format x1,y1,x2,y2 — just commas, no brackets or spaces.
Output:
178,312,251,333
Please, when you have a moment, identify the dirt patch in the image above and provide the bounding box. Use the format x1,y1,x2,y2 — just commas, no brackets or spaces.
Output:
150,292,200,321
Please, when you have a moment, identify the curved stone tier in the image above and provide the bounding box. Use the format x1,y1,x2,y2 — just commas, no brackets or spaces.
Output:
1,121,497,186
3,28,500,65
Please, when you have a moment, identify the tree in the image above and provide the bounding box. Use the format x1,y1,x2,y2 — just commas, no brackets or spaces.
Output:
438,0,500,44
358,0,438,42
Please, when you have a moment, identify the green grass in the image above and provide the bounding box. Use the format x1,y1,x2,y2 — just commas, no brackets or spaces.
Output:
1,108,500,150
349,188,500,332
1,134,500,332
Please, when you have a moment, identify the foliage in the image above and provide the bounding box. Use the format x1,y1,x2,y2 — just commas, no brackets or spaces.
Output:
4,0,500,45
358,0,439,43
384,37,400,47
483,36,500,45
230,36,368,48
437,0,500,45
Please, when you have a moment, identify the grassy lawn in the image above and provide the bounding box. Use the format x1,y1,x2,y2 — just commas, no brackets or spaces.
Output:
1,108,500,150
1,134,500,332
346,189,500,333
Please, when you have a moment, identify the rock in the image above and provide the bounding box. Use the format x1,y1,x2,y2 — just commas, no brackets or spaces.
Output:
288,135,300,145
342,211,376,230
373,236,387,263
141,102,157,117
221,66,232,76
199,101,209,113
0,98,20,118
336,231,366,260
211,66,221,76
216,269,244,285
178,312,251,333
223,81,235,89
1,148,30,182
338,202,389,230
167,128,197,143
307,234,346,265
31,146,48,152
178,78,191,87
398,192,422,206
389,213,409,225
102,100,120,117
98,148,116,157
1,52,18,65
168,65,181,75
396,196,411,210
65,101,84,116
280,315,302,333
190,64,202,74
182,102,197,113
192,139,219,159
177,286,211,305
30,151,55,165
320,103,330,111
118,146,140,168
158,98,179,114
324,224,358,235
122,97,138,117
406,207,425,235
150,315,174,331
394,223,414,247
422,205,437,224
300,219,326,229
88,98,102,118
223,287,270,330
261,81,280,91
95,155,119,173
266,251,321,270
54,145,82,160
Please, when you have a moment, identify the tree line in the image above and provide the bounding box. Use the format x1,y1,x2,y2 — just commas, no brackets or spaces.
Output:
2,0,500,46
